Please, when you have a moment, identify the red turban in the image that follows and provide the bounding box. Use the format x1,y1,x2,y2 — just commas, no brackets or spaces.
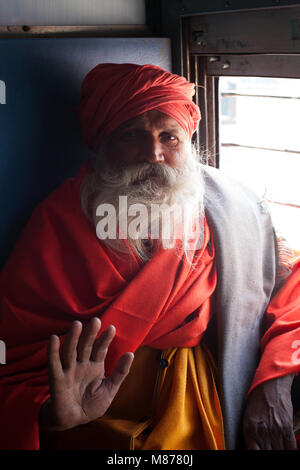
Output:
75,63,201,152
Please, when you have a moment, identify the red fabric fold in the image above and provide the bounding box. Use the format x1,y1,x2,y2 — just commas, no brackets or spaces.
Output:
248,258,300,395
0,162,216,449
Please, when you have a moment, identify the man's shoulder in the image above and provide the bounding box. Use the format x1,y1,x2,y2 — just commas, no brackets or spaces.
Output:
201,164,261,203
201,164,275,251
201,164,271,221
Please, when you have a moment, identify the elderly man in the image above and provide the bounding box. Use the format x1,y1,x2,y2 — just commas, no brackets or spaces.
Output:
0,64,299,451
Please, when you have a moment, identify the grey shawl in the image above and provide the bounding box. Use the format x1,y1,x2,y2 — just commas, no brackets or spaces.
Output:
202,165,278,449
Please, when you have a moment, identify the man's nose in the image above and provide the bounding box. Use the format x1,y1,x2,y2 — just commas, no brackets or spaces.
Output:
144,137,165,164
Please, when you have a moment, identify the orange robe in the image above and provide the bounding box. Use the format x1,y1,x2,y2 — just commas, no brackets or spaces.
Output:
248,256,300,394
0,162,299,449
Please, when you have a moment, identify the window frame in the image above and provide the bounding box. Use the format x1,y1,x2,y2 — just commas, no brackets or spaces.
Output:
182,6,300,168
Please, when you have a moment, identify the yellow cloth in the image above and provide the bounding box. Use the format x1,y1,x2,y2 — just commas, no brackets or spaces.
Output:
40,345,225,450
142,345,225,450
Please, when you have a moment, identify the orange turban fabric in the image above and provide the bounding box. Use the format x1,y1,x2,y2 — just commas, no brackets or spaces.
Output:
75,63,201,152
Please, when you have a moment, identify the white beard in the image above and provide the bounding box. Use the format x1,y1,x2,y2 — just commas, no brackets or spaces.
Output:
81,146,205,262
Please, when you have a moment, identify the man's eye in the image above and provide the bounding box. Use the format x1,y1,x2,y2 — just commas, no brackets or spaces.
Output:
161,133,179,145
122,130,138,139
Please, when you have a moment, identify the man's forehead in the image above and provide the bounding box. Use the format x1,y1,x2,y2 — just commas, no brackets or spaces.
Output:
117,110,186,134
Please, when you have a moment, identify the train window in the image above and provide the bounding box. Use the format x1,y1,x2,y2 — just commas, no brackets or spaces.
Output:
184,6,300,251
219,76,300,250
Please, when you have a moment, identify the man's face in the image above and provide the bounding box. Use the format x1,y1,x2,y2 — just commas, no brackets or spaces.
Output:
81,109,203,261
104,109,191,170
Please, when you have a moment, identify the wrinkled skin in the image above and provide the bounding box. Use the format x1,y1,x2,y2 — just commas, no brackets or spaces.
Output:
243,374,297,450
39,318,134,431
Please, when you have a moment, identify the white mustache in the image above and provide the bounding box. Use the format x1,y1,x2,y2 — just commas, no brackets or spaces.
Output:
106,162,179,189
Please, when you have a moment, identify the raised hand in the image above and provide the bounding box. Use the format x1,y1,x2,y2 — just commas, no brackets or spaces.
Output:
39,317,134,431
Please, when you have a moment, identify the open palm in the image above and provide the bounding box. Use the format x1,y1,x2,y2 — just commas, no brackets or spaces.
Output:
40,318,134,431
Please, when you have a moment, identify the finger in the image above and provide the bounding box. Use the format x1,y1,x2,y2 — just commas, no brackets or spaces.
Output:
254,434,272,450
60,321,82,370
244,424,272,450
77,317,102,363
253,423,273,450
270,433,285,450
47,334,64,383
91,325,116,363
89,352,134,396
259,438,272,450
283,431,297,450
107,352,135,390
245,439,260,450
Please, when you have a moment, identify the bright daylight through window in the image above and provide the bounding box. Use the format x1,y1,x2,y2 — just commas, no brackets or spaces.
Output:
219,77,300,252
